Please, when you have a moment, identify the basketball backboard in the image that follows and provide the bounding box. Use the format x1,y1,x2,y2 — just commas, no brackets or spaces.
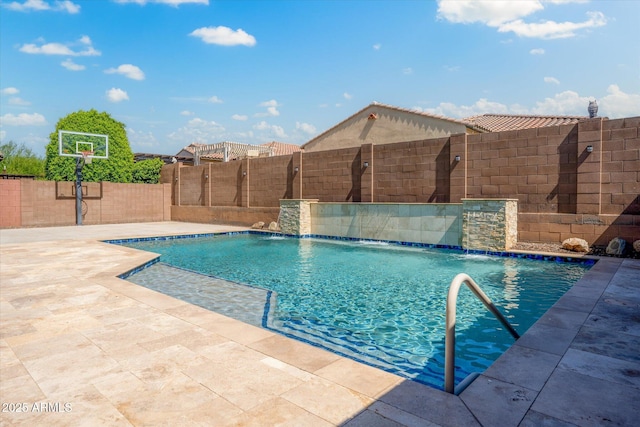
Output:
58,130,109,159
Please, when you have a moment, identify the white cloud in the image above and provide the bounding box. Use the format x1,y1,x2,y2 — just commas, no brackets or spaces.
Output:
437,1,606,39
256,100,280,117
530,48,545,55
180,110,195,116
437,0,543,26
544,76,560,85
1,87,19,95
343,92,352,100
167,116,225,146
232,114,248,121
403,67,413,75
600,85,640,119
420,85,639,120
208,96,223,104
3,0,80,13
296,122,316,134
254,121,286,138
57,0,78,13
0,112,46,126
126,127,157,149
105,64,145,80
271,125,286,138
189,26,256,46
373,43,381,50
530,90,589,115
61,58,84,70
499,11,606,39
8,97,30,106
106,88,129,102
254,121,270,131
114,0,208,5
187,117,224,129
424,98,514,118
19,35,100,56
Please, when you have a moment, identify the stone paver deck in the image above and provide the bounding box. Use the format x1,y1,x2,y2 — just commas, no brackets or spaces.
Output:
1,222,638,426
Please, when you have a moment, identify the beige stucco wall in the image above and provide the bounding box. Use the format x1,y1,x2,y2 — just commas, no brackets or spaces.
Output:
303,105,468,152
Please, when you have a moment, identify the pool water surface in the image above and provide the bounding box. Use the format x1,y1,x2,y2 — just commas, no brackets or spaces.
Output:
120,233,591,389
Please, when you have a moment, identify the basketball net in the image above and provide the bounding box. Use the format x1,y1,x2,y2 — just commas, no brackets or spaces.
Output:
81,151,94,165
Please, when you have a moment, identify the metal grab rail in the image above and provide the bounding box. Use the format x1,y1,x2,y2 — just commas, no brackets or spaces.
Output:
444,273,520,394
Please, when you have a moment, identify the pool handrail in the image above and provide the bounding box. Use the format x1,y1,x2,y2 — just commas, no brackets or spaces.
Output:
445,273,520,394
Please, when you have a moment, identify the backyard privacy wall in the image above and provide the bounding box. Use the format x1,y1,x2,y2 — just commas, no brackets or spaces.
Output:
162,116,639,245
0,180,171,227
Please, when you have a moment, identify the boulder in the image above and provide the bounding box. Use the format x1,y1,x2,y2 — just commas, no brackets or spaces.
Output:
251,221,265,229
606,237,626,256
562,237,589,253
268,221,279,231
633,240,640,253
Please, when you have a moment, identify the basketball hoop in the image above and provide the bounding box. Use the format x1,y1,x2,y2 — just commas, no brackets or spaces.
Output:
81,151,94,164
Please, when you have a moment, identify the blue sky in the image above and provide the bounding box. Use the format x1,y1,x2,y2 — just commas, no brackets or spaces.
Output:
1,0,638,157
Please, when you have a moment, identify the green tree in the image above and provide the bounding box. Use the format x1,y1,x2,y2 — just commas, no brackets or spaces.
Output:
0,141,45,178
132,158,164,184
44,109,133,182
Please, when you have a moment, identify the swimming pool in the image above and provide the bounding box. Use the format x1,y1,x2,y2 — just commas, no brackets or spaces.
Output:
118,232,592,390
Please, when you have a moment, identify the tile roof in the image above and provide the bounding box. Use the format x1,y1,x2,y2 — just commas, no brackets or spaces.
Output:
260,141,302,156
462,114,587,133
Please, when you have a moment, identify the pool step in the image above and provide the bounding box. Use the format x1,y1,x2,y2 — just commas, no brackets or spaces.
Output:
126,263,273,327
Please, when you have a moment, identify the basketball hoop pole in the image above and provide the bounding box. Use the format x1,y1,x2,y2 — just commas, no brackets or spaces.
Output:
75,156,84,225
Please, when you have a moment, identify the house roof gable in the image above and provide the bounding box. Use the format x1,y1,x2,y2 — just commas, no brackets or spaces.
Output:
301,102,477,149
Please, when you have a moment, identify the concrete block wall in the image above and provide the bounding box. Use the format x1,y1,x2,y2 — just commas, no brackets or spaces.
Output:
8,116,631,243
302,147,361,202
178,165,208,206
162,116,638,244
171,205,278,226
601,117,640,215
100,182,168,223
466,123,579,214
0,180,170,228
373,137,451,203
248,155,292,207
20,180,76,226
0,180,22,227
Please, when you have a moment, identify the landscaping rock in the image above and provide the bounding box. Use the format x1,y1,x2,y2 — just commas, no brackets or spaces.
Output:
634,240,640,253
251,221,265,229
562,238,589,253
268,221,279,231
606,237,626,256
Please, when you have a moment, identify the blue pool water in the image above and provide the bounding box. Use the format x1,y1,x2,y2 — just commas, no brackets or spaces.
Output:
120,233,591,389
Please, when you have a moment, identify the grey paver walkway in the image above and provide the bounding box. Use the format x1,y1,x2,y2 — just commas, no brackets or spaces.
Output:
1,222,638,426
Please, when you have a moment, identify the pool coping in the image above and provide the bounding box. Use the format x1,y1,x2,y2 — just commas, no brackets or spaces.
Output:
1,222,638,426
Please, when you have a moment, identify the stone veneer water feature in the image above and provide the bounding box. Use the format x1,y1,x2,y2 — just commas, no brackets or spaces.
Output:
278,198,518,251
462,199,518,252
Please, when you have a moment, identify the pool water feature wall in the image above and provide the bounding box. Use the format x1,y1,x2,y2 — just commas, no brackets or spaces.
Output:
280,198,518,251
462,199,518,252
279,199,317,235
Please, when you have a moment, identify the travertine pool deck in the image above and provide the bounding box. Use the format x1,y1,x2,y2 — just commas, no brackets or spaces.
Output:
1,222,638,426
